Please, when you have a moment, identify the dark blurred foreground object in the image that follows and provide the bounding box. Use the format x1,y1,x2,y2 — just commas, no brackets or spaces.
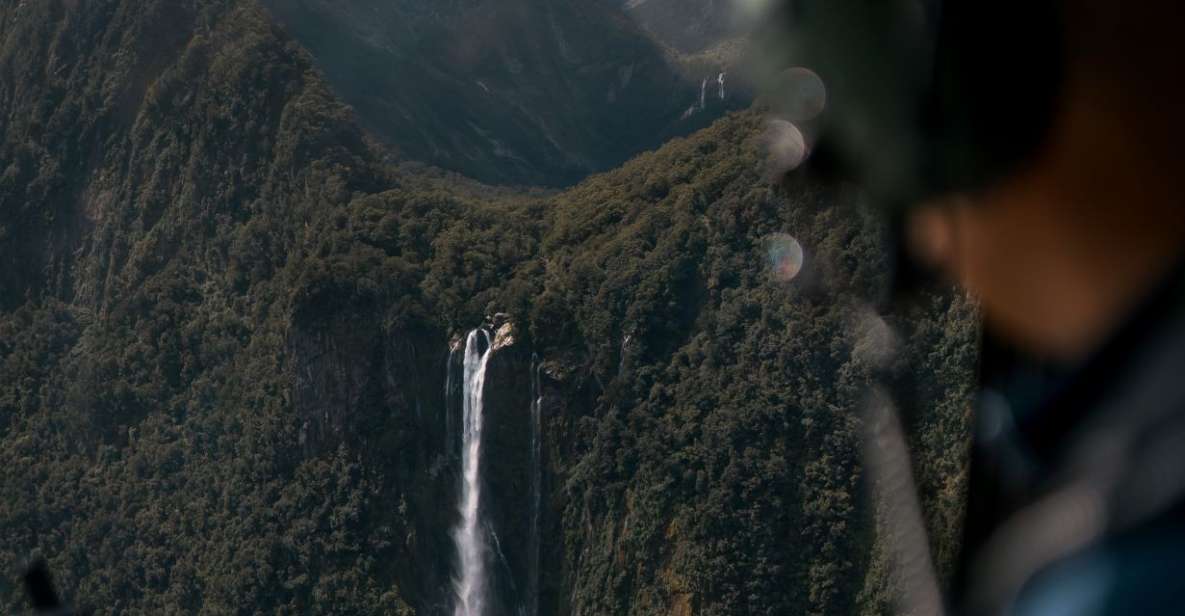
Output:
959,261,1185,615
754,0,1185,614
752,0,1063,210
23,560,91,615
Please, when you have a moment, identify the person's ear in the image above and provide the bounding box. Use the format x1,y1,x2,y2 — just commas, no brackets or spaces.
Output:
906,201,962,272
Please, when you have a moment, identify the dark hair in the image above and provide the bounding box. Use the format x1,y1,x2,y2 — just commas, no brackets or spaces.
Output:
756,0,1064,206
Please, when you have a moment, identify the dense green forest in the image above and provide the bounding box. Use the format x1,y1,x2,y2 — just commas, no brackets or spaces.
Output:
0,0,976,614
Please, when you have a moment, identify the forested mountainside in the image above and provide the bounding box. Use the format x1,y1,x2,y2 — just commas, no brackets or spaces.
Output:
0,0,976,614
259,0,743,188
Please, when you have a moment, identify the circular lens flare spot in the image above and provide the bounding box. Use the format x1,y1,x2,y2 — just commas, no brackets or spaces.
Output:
767,233,805,282
774,67,827,123
764,119,807,180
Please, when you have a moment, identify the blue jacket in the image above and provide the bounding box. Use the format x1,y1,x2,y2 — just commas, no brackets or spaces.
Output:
954,263,1185,615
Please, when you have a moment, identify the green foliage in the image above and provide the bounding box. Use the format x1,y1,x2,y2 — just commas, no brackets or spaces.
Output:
0,0,977,614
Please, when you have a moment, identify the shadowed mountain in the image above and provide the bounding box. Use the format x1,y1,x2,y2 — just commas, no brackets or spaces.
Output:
624,0,743,54
259,0,743,187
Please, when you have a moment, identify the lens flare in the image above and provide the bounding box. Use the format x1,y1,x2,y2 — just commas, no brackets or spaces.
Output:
764,119,807,180
767,233,805,282
851,306,900,369
773,67,827,123
732,0,778,26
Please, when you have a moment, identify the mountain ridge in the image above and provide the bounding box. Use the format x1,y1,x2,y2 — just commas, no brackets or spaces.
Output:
258,0,744,188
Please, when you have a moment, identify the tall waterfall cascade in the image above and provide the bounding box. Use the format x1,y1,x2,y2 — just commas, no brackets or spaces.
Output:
452,329,494,616
682,73,728,120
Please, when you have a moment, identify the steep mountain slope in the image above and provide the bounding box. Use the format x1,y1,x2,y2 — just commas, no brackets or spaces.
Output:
0,0,975,614
258,0,744,188
625,0,742,54
0,0,408,612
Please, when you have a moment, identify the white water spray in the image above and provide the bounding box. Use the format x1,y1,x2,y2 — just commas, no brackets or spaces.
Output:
718,72,727,100
452,329,494,616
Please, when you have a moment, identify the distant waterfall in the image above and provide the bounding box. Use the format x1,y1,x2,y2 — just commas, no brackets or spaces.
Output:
718,72,726,100
699,77,708,110
524,354,543,616
452,329,494,616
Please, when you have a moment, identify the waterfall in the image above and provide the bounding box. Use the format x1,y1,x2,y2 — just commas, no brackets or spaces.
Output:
718,72,726,100
524,354,543,616
452,329,494,616
699,77,708,110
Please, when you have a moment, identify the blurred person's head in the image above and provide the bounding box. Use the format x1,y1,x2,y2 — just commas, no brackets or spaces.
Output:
760,0,1185,362
906,0,1185,362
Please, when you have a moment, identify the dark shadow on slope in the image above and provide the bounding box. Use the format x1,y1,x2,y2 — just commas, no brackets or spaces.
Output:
259,0,744,187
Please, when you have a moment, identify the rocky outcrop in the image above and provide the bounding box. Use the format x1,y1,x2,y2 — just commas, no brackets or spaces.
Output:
478,322,535,615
